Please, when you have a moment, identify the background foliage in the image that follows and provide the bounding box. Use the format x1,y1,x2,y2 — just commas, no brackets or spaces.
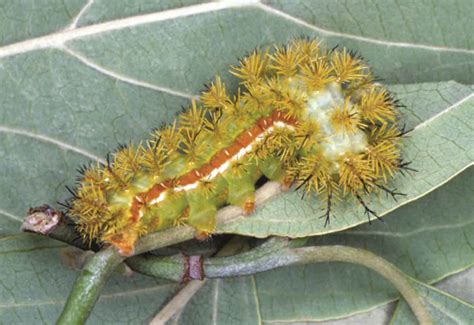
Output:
0,0,472,323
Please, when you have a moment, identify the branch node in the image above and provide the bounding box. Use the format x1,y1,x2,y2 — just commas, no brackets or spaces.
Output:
21,204,61,235
181,254,204,282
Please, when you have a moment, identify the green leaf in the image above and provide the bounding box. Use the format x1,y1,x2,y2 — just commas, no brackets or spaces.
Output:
391,279,474,324
0,234,178,323
0,1,472,323
177,166,474,323
0,0,207,46
1,2,472,237
0,0,85,46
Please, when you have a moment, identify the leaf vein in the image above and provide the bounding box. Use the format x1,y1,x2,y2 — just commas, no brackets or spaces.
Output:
0,125,105,164
251,276,263,325
257,3,474,54
0,209,23,223
412,92,473,132
62,47,198,100
343,219,474,238
212,279,220,325
65,0,95,31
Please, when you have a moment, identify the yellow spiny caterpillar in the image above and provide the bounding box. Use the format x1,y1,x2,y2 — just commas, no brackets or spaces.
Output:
65,39,411,255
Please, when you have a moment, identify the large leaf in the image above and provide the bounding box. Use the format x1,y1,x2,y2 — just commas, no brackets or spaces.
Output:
0,1,472,323
174,166,474,323
0,234,178,323
1,1,473,236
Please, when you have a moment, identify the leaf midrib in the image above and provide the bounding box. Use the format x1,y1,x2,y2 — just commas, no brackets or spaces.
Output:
1,1,473,60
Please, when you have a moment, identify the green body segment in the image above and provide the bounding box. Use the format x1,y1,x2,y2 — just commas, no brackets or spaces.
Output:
149,156,275,236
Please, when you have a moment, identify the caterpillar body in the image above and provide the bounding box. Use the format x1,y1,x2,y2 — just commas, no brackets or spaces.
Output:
68,39,407,255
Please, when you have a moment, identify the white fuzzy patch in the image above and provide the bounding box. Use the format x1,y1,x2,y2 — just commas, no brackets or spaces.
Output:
305,83,368,163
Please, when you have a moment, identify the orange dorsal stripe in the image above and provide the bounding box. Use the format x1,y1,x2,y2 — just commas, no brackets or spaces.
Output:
130,111,297,221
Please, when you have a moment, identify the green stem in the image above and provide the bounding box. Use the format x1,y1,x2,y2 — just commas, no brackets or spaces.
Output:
57,226,198,324
127,237,290,281
21,205,95,251
292,246,431,325
128,242,431,325
47,223,90,250
57,247,123,324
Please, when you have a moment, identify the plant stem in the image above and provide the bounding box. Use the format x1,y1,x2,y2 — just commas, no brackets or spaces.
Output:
292,246,431,325
57,246,123,324
149,236,249,325
128,242,431,325
21,205,97,251
56,226,207,324
126,237,290,281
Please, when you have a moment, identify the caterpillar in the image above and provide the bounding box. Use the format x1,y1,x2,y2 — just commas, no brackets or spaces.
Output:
66,39,409,256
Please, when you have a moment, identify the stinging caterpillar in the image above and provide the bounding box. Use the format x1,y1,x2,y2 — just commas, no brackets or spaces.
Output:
66,39,410,256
